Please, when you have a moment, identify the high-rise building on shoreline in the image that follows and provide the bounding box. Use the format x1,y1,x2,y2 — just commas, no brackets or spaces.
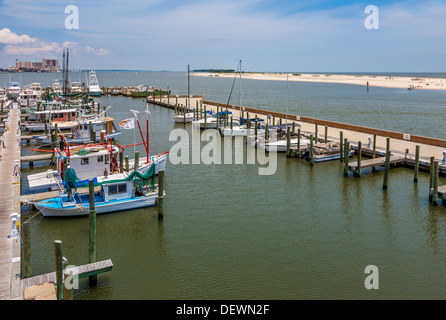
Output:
14,58,60,72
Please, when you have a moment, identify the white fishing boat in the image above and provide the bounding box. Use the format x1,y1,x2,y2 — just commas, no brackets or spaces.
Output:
7,82,20,99
27,137,167,192
33,163,163,217
263,137,310,152
220,121,265,137
88,71,102,96
26,104,168,192
25,108,79,132
173,112,195,123
33,116,121,144
191,111,232,129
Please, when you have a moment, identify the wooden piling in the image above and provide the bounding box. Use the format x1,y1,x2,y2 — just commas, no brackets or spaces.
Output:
343,140,349,176
119,152,124,173
324,125,328,143
89,179,97,284
297,128,301,155
315,124,318,142
286,126,291,158
429,156,435,193
355,141,362,177
383,150,391,190
54,240,63,300
125,155,129,172
135,151,139,168
339,131,344,162
309,134,314,166
372,134,377,158
157,169,165,219
432,161,439,205
22,222,31,278
414,145,420,182
64,269,73,300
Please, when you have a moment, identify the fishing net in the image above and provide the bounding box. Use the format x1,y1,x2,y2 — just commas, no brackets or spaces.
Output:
76,149,89,155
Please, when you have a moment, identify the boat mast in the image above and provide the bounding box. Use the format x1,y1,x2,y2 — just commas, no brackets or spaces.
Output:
188,64,190,110
286,73,288,126
239,59,242,117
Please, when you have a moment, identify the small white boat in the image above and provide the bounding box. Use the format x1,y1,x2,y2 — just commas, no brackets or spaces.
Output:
263,138,310,152
88,71,102,96
33,163,162,217
7,82,20,99
173,112,195,123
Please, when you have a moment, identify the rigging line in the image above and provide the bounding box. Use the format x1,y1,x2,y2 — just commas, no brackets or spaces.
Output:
225,62,241,111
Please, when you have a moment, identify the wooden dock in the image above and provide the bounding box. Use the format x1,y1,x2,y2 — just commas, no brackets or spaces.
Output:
348,155,405,172
20,190,60,203
0,106,22,300
21,259,113,289
20,154,53,165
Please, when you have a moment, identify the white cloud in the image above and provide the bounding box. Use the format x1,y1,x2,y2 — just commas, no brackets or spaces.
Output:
0,28,112,58
0,28,36,44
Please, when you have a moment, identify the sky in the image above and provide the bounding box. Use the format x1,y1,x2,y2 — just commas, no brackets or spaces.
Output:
0,0,445,72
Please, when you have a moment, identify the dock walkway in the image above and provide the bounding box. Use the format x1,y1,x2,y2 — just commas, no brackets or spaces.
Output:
0,106,22,300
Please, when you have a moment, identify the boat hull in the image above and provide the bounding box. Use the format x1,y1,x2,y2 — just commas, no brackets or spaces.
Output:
34,194,158,217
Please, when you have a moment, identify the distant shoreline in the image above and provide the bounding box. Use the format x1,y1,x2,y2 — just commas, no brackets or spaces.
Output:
191,72,446,90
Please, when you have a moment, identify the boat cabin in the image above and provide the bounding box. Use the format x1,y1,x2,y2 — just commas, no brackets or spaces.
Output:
60,145,120,180
101,180,134,202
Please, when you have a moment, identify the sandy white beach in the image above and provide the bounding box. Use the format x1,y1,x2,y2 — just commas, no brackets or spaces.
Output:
192,72,446,90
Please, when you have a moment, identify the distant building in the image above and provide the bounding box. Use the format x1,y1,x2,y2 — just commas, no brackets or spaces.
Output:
15,58,60,72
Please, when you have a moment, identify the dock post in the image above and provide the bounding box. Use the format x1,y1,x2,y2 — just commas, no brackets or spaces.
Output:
309,134,314,166
324,125,328,143
22,222,31,278
292,122,295,134
355,141,362,177
265,122,269,141
204,106,207,129
414,145,420,182
157,169,165,219
64,269,73,300
344,140,349,176
119,152,124,173
383,150,391,190
89,121,94,142
297,128,301,156
428,156,435,200
125,155,129,172
231,116,233,130
255,117,258,138
89,179,97,284
372,134,377,159
135,151,139,169
247,112,250,129
386,137,390,153
54,240,63,300
432,161,439,205
340,131,344,162
315,124,318,143
286,126,291,158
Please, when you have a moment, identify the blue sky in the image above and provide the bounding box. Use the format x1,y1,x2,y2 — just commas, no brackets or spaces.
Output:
0,0,445,72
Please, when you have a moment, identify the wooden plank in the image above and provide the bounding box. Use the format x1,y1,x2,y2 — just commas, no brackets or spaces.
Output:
21,259,113,289
20,154,52,162
348,156,404,171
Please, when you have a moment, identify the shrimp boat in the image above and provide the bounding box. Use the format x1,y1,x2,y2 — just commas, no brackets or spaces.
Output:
33,162,162,217
26,105,168,192
33,115,121,144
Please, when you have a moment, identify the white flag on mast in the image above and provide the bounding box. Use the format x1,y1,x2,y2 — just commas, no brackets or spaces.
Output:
118,118,135,129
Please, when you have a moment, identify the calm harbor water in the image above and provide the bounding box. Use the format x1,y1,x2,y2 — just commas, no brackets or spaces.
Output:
13,71,446,299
